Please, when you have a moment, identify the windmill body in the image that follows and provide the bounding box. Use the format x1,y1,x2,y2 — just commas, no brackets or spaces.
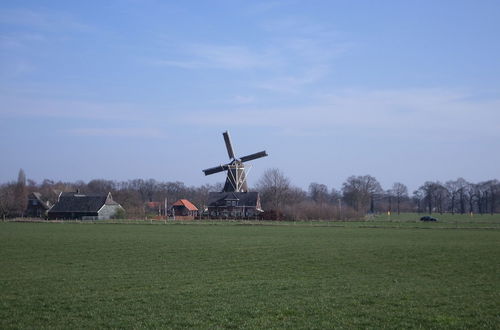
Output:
203,131,268,218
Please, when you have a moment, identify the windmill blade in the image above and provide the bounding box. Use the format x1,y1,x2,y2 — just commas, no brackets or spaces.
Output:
240,151,268,163
223,131,236,160
203,164,228,176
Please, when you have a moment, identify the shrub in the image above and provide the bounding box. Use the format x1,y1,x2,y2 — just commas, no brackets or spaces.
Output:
112,208,126,219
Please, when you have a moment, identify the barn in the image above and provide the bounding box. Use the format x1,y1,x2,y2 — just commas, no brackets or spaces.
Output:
207,191,262,219
47,192,124,220
171,199,198,220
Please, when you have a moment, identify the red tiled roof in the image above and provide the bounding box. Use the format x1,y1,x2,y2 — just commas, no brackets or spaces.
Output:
146,202,161,208
172,199,198,211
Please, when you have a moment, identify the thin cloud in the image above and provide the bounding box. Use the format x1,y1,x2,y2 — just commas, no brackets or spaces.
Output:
0,8,93,32
0,95,144,121
0,32,47,49
149,59,203,69
179,88,500,139
246,1,285,14
256,66,329,92
229,95,255,105
148,15,347,97
261,16,339,39
66,128,166,138
152,43,278,70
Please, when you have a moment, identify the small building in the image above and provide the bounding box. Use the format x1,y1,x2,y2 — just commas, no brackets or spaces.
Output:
26,192,51,218
171,199,198,220
47,192,124,220
145,201,162,216
207,191,263,219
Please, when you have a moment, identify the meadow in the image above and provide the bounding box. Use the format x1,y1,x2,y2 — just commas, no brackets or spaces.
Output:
1,219,499,329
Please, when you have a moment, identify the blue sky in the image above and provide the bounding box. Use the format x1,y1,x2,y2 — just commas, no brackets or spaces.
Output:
1,0,499,192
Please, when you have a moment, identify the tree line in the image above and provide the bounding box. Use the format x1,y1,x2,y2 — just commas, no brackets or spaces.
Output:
1,168,499,220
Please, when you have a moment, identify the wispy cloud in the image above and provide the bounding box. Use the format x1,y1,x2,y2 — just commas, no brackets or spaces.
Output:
252,24,349,92
0,8,92,32
260,16,340,40
179,88,500,139
66,128,166,138
0,94,144,121
0,32,46,49
0,93,168,139
229,95,255,105
1,60,36,75
148,13,347,80
151,43,278,70
246,1,285,14
255,65,329,92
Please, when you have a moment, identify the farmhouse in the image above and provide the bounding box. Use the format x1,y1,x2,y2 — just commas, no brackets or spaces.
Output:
26,192,51,218
171,199,198,220
47,192,124,220
207,191,262,219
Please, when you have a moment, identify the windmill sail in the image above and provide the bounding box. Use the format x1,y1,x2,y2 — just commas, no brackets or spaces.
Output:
223,131,235,160
240,151,268,163
202,165,228,176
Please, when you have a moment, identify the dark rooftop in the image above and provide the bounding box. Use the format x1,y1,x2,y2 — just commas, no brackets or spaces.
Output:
208,191,259,207
49,192,116,213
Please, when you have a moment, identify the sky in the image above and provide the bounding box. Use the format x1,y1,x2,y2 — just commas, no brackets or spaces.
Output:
1,0,499,193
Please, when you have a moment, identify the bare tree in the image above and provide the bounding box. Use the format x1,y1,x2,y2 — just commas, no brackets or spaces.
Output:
0,183,17,220
391,182,408,215
87,179,116,194
13,169,28,217
435,183,448,214
112,189,143,218
445,180,459,214
256,168,292,211
456,178,469,214
465,183,476,214
412,190,423,213
308,183,329,204
342,175,382,214
330,188,341,203
489,180,500,215
417,181,446,214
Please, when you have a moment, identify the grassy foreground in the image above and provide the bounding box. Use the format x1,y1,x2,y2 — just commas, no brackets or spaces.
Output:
1,222,499,329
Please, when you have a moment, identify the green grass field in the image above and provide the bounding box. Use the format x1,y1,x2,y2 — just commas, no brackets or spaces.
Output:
1,220,499,329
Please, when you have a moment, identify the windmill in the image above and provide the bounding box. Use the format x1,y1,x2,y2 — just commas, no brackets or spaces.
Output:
203,131,268,192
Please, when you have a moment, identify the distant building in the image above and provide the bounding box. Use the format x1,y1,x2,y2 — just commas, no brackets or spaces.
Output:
207,191,262,219
145,201,162,216
26,192,51,218
171,199,198,220
47,192,124,220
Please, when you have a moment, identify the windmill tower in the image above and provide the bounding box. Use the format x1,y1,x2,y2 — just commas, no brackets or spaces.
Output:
203,131,268,192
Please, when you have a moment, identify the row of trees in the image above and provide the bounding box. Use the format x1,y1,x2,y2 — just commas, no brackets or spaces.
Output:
1,168,499,220
414,179,499,215
256,170,499,219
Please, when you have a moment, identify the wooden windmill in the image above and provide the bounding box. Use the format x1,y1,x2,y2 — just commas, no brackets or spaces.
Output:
203,131,268,192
